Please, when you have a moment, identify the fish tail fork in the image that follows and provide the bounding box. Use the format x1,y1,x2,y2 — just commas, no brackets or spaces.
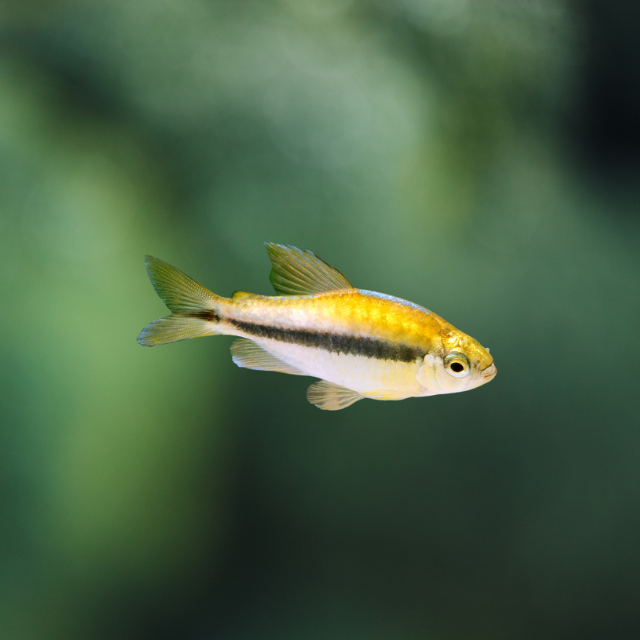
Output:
137,255,223,346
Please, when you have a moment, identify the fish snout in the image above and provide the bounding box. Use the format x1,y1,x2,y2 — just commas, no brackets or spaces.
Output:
482,363,497,380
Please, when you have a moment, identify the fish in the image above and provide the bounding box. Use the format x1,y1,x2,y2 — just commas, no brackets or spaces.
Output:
137,243,496,410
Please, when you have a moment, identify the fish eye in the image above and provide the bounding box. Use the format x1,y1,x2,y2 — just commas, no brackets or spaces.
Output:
444,353,470,378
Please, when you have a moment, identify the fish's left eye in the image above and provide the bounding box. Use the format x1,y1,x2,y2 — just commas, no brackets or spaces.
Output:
444,353,470,378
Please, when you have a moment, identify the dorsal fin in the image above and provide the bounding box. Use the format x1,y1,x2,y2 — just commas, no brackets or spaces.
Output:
265,243,354,296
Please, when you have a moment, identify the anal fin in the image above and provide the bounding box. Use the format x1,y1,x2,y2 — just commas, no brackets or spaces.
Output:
307,380,364,411
231,338,305,375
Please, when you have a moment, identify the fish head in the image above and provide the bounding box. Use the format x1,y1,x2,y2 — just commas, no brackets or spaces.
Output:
417,321,496,394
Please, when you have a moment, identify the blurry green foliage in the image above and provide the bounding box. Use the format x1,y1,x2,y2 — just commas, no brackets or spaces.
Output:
0,1,639,639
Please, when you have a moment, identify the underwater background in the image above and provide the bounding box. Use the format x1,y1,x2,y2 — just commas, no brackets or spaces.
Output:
1,1,639,638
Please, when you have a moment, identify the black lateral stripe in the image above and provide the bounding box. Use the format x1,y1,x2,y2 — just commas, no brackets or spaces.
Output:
227,318,423,362
188,309,220,322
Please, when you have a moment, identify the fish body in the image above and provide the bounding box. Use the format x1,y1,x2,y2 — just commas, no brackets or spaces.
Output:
138,244,496,410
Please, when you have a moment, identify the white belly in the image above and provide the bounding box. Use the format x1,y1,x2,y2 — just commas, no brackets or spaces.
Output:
252,336,424,397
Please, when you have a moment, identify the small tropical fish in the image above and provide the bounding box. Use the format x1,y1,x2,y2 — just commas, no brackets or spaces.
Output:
138,244,496,410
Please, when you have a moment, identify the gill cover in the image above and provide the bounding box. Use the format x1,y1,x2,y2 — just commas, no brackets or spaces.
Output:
417,353,473,395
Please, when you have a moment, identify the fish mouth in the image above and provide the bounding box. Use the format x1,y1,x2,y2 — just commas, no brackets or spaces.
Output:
482,363,497,380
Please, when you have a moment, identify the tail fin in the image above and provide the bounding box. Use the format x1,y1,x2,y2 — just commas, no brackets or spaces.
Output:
137,256,222,347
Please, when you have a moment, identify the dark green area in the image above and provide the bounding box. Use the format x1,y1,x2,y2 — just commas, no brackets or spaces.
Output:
1,1,639,639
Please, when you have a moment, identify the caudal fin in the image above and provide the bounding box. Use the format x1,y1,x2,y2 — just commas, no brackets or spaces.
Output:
137,256,222,347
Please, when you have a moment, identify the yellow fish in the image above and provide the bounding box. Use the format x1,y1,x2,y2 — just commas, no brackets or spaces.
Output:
138,244,496,410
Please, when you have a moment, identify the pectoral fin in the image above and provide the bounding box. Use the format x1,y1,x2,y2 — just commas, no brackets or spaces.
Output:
231,338,305,375
265,243,354,295
306,380,364,411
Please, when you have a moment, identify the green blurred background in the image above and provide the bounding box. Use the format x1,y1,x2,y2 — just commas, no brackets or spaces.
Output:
1,1,639,638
